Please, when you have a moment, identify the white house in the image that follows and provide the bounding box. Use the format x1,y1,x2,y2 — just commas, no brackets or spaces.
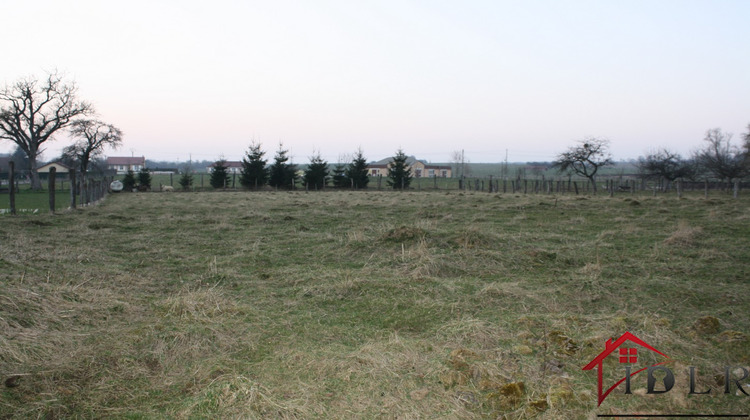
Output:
106,156,146,174
207,161,243,174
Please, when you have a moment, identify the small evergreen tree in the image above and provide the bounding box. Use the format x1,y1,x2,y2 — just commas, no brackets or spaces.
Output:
178,169,194,191
346,148,369,189
240,142,269,189
122,169,137,191
137,167,152,190
331,162,348,188
210,159,231,189
387,149,412,190
268,144,297,189
304,153,329,190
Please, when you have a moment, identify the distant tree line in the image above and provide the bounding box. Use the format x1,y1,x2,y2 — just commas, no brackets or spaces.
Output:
635,127,749,188
4,72,749,194
180,143,414,191
551,127,750,194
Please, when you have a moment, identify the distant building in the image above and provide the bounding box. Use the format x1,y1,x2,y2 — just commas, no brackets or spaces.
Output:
106,156,146,174
367,163,388,176
37,162,72,174
367,156,452,178
207,161,243,174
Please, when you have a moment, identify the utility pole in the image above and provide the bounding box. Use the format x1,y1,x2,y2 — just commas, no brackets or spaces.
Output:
504,149,508,180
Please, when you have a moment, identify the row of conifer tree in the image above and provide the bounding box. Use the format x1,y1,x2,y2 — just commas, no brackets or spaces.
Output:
174,143,414,191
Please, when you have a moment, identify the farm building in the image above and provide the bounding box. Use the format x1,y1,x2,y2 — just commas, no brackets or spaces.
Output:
37,162,72,174
367,156,452,178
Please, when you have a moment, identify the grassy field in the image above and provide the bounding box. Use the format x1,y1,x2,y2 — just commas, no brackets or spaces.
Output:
1,190,748,418
0,189,73,213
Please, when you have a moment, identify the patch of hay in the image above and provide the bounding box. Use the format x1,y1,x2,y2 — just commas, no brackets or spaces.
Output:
663,221,703,246
156,287,246,322
381,226,427,242
452,227,492,249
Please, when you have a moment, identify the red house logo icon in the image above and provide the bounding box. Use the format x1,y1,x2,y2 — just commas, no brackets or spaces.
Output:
582,332,670,406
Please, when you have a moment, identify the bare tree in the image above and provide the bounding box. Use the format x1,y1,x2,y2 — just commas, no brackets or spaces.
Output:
63,119,123,175
743,123,750,164
450,150,464,178
552,137,613,193
450,149,472,178
0,71,93,190
694,128,747,183
637,149,697,185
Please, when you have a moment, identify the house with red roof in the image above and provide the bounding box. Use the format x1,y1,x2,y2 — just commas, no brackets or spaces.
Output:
106,156,146,174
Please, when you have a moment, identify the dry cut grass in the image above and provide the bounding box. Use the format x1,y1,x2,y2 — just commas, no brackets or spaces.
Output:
1,190,749,418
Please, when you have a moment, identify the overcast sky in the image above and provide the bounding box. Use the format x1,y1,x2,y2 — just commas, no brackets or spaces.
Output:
2,0,749,163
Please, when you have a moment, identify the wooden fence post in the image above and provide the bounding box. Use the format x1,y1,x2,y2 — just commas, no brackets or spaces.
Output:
734,180,739,198
70,168,77,209
8,161,16,215
49,167,56,214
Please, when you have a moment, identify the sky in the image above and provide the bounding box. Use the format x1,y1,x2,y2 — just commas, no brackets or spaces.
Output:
2,0,749,164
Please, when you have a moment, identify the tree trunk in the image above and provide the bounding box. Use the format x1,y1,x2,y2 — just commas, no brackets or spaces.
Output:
28,153,43,191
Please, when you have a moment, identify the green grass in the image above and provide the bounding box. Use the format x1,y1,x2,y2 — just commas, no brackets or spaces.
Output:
0,189,73,213
1,190,749,418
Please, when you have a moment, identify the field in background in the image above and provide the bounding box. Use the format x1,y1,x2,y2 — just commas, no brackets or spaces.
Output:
1,190,748,418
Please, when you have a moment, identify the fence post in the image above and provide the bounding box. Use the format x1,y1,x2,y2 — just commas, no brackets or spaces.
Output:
49,167,56,214
70,168,77,209
9,161,16,215
704,180,709,199
734,180,739,199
